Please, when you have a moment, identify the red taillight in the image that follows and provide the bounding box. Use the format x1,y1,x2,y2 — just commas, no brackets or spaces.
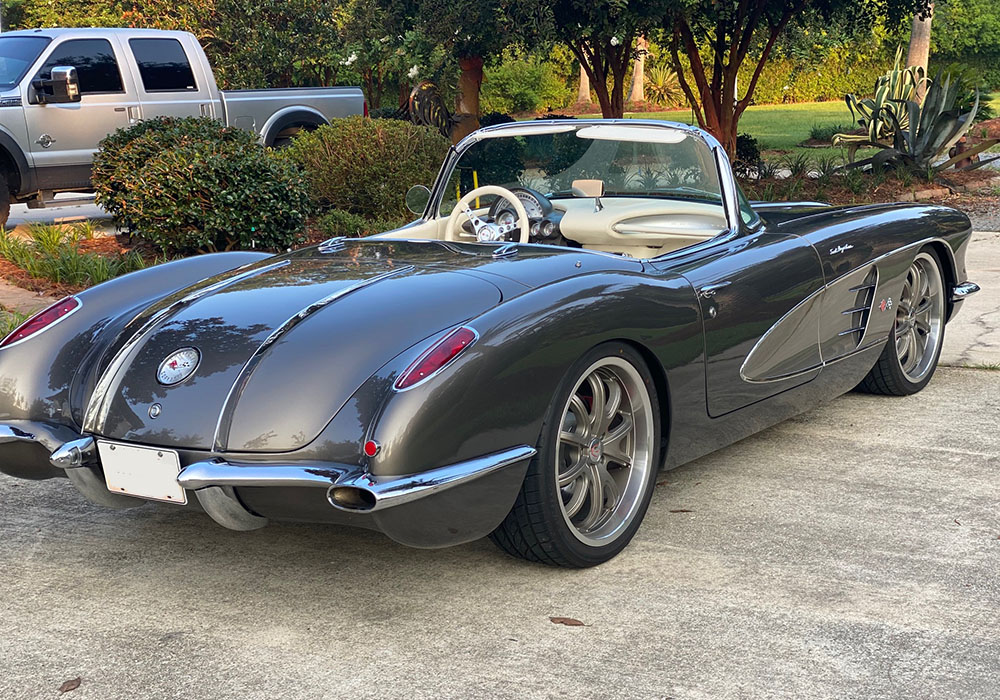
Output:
363,99,369,118
0,296,80,348
394,327,477,391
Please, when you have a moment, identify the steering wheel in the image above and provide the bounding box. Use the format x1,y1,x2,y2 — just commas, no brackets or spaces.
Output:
445,185,531,244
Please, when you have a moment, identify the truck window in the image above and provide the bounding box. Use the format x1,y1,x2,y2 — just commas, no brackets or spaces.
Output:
0,36,51,90
129,38,197,92
37,38,123,94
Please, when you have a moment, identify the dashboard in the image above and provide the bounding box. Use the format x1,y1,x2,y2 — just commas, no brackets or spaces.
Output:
487,187,565,243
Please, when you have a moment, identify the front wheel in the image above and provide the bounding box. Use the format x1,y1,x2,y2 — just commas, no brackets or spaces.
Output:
857,249,946,396
490,342,661,567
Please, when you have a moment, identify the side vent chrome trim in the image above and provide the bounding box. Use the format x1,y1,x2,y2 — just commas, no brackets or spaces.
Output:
841,266,879,349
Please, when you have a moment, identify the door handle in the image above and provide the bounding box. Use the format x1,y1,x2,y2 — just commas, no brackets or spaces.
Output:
127,105,140,123
199,103,211,117
699,281,731,299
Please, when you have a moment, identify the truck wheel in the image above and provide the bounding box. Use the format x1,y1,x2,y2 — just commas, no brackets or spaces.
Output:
0,172,10,230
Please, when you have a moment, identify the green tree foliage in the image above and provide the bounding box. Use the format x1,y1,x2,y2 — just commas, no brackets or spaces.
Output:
662,0,933,155
929,0,1000,87
548,0,667,119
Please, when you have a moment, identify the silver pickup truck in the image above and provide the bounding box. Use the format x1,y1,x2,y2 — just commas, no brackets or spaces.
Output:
0,27,366,226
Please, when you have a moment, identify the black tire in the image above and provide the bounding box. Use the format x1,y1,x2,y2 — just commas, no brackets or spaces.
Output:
857,248,946,396
490,342,661,568
0,171,10,230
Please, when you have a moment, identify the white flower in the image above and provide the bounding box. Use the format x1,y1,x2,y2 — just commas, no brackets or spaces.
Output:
782,85,789,91
610,36,620,46
408,65,420,79
340,52,358,66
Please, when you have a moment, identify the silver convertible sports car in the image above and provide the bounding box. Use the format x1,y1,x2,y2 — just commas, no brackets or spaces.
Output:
0,120,979,567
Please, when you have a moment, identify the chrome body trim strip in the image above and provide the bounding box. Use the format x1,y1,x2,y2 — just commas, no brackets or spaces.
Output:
0,424,37,444
0,420,85,453
177,445,537,513
952,281,980,301
211,265,415,451
83,260,291,433
740,237,941,384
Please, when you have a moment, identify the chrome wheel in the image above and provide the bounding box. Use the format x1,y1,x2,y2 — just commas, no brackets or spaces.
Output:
556,357,655,546
895,252,944,383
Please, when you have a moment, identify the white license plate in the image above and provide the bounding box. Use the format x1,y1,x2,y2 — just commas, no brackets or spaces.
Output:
97,440,187,505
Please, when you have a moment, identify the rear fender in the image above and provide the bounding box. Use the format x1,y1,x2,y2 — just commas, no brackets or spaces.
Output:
0,252,272,427
365,272,702,480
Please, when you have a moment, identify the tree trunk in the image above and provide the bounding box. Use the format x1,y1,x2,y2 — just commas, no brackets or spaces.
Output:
627,36,646,104
452,55,484,143
906,3,934,102
576,63,591,105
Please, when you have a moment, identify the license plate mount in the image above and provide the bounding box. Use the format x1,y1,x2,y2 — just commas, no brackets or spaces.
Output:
97,440,187,505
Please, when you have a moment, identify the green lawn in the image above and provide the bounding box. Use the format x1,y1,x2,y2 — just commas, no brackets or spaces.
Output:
582,94,1000,161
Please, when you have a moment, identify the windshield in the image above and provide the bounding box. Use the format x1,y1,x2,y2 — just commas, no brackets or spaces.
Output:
0,36,50,91
441,123,723,214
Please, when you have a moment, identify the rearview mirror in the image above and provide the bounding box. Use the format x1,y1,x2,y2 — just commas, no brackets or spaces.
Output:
405,185,431,215
32,66,81,104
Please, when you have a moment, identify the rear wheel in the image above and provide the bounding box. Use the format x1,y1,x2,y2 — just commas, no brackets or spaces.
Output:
490,342,660,567
858,249,946,396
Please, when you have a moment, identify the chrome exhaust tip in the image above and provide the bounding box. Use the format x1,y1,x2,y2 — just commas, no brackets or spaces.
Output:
327,485,377,512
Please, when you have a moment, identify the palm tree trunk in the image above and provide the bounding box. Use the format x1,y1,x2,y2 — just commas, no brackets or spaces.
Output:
576,63,591,105
906,3,934,102
627,36,646,105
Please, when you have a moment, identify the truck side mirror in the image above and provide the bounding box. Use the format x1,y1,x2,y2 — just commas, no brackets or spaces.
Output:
31,66,81,104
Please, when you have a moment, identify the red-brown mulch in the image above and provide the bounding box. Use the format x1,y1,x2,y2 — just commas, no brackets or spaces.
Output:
0,257,80,297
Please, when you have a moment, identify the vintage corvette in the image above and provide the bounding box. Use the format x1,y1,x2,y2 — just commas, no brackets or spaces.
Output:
0,119,980,567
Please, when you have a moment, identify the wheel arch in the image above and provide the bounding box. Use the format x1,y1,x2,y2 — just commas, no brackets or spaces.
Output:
923,240,957,320
261,107,329,147
615,337,671,468
0,129,31,196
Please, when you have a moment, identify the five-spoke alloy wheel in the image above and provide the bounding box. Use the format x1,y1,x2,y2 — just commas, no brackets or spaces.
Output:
491,342,660,567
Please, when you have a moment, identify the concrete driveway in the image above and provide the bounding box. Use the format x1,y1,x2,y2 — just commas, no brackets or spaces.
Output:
1,238,998,699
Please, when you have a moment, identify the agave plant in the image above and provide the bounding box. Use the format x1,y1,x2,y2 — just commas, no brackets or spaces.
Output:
846,72,1000,173
834,47,926,159
645,64,682,108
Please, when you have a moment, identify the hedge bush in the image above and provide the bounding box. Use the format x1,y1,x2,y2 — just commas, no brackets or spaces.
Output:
284,116,449,220
317,210,409,238
93,117,310,254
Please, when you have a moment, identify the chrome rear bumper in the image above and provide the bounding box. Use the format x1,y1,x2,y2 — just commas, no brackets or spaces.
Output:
178,445,537,513
952,281,980,302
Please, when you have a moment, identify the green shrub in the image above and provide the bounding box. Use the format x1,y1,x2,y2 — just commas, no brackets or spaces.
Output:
285,116,449,220
481,53,571,114
0,223,149,287
734,133,761,178
93,117,310,254
0,309,28,338
317,210,409,239
809,123,854,142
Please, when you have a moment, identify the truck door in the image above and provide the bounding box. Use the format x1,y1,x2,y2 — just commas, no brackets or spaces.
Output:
125,36,217,120
24,37,138,188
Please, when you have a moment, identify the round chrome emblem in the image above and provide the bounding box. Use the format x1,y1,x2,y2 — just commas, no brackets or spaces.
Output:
148,403,162,419
157,348,200,386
